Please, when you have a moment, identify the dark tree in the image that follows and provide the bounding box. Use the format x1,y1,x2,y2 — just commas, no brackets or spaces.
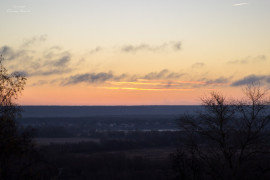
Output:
173,84,270,180
0,55,38,179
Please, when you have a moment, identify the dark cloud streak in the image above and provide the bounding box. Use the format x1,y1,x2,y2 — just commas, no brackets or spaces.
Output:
205,76,230,85
62,72,114,85
231,75,269,86
143,69,184,80
0,46,27,61
61,69,185,86
30,68,73,77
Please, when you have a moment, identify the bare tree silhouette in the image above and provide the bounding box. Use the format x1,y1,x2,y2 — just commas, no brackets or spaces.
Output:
0,55,38,179
173,84,270,180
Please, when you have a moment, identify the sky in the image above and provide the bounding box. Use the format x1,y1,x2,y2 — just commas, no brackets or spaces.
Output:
0,0,270,105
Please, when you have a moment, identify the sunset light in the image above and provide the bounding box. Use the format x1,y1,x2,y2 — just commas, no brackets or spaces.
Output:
1,0,269,105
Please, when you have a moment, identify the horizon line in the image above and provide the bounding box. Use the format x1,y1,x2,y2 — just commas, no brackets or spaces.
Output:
20,104,201,106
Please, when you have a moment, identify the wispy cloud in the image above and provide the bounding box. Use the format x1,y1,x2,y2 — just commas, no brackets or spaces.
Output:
233,3,248,7
84,41,182,55
31,80,48,86
21,34,47,47
227,55,267,64
60,68,233,92
121,41,181,53
1,43,74,77
30,68,73,77
61,69,185,86
43,46,62,59
0,45,29,61
143,69,184,80
61,72,115,85
44,53,71,67
24,50,73,77
205,76,231,85
102,77,229,91
231,74,270,86
89,47,103,54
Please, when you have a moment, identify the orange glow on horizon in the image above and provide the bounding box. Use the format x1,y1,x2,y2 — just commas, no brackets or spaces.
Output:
18,85,202,105
100,87,194,91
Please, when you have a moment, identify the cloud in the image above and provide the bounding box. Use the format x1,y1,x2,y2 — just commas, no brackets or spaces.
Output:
121,41,181,53
21,34,47,47
30,68,73,77
47,54,71,67
54,55,70,66
31,80,48,86
192,62,205,68
1,38,72,78
233,3,248,6
143,69,184,80
231,75,269,86
89,47,103,54
43,46,62,59
122,44,151,53
84,41,182,55
54,68,236,91
0,46,27,61
19,51,73,77
112,73,129,81
205,76,230,85
61,69,185,86
1,35,47,61
227,55,267,64
1,44,73,77
256,55,267,60
173,42,182,51
62,72,115,85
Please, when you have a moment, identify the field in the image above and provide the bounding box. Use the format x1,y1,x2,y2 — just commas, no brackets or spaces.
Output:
34,138,100,146
34,131,178,180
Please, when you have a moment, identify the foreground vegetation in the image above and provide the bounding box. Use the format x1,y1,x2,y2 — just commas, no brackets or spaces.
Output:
173,84,270,180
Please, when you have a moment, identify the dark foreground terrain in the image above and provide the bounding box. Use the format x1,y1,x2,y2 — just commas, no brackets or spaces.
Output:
15,105,270,180
15,106,187,179
32,131,179,180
